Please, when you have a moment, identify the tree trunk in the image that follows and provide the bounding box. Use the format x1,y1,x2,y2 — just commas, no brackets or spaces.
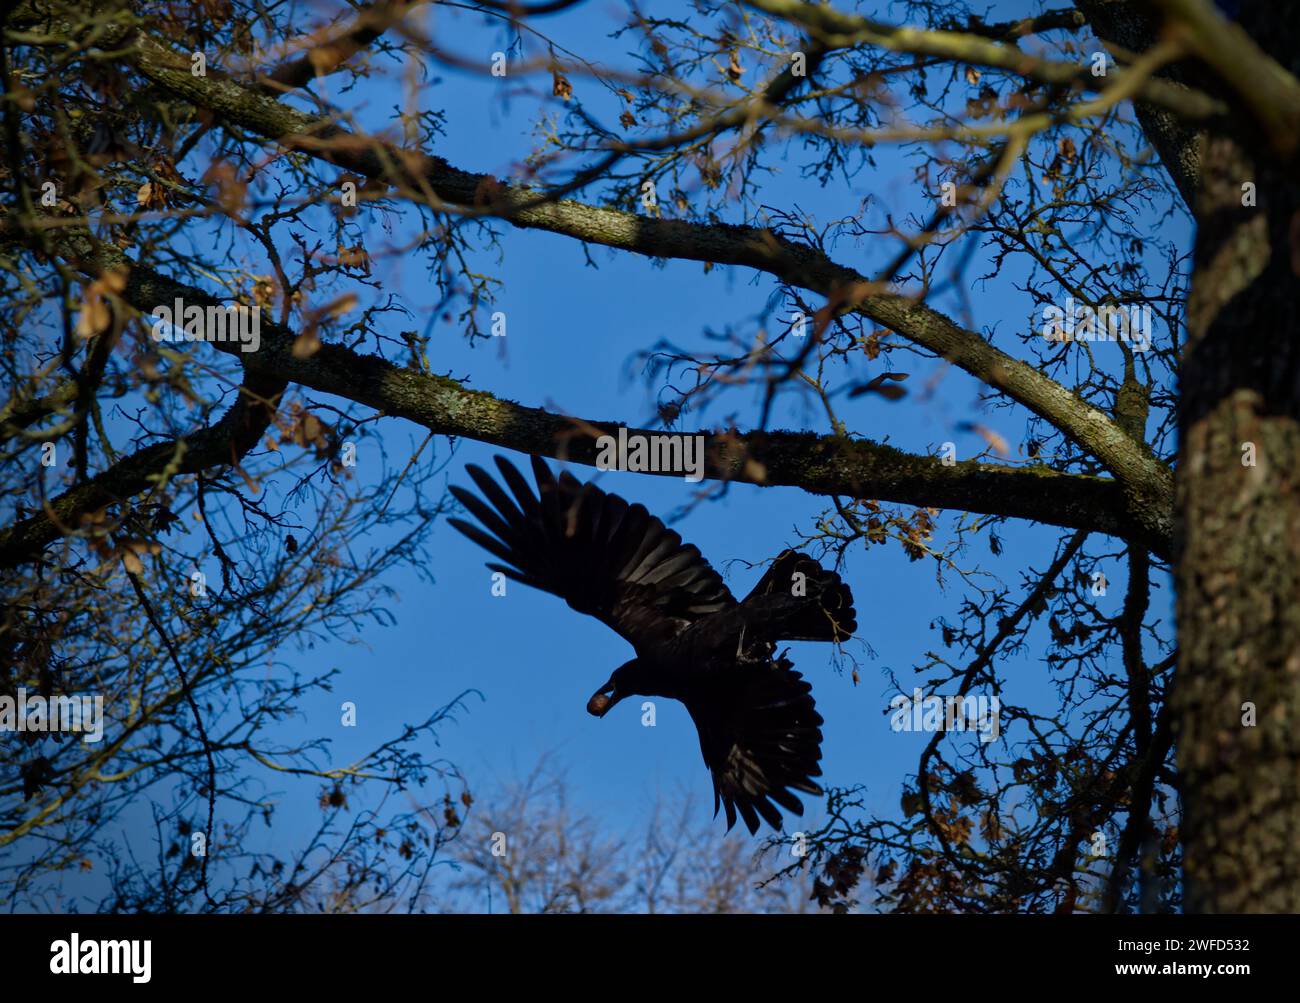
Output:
1174,7,1300,913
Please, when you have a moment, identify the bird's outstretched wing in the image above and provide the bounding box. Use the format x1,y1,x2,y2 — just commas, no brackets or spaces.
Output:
684,655,824,834
448,454,736,652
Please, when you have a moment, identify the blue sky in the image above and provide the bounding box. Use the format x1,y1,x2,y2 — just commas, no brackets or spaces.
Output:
260,0,1177,877
24,0,1186,908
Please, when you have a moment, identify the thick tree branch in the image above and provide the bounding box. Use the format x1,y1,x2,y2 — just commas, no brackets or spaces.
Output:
1077,0,1205,208
0,227,1173,568
1,378,80,440
742,0,1227,124
1149,0,1300,166
258,0,416,94
0,6,1178,563
0,237,282,569
259,0,583,93
51,21,1176,540
0,365,284,570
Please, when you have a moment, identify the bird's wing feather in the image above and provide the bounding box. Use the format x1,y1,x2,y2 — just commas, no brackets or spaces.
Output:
684,655,824,834
449,454,736,651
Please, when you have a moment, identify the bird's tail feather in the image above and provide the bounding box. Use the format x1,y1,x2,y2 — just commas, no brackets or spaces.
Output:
742,550,856,643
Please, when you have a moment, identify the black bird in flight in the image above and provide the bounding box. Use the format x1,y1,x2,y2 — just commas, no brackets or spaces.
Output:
449,455,857,834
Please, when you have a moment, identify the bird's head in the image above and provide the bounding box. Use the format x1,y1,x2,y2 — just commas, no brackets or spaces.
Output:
586,659,642,718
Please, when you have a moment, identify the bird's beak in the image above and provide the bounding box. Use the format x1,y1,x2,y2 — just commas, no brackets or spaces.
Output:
587,681,619,718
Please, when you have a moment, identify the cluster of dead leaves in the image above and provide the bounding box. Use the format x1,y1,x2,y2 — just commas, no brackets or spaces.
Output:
811,844,867,912
1044,136,1081,184
201,160,248,217
551,67,573,101
618,88,637,129
726,49,744,82
957,421,1011,458
440,789,474,829
292,292,359,358
75,268,128,339
251,275,276,311
964,81,1041,121
279,403,334,458
899,507,937,560
84,518,162,576
848,370,909,401
860,329,889,360
336,243,371,273
116,538,163,575
136,157,187,211
851,501,936,560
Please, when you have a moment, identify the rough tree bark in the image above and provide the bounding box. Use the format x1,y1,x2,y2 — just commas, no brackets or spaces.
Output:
8,0,1300,912
1172,1,1300,912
